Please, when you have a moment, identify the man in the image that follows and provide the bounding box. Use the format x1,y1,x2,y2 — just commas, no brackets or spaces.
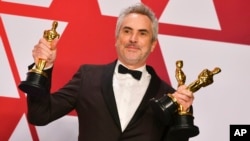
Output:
26,3,194,141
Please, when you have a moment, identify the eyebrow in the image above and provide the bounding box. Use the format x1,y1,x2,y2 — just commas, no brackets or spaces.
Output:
122,26,149,33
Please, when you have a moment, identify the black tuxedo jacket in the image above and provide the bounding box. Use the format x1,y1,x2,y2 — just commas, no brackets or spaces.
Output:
27,61,177,141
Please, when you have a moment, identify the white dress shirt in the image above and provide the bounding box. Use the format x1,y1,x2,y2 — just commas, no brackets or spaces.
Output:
113,61,151,131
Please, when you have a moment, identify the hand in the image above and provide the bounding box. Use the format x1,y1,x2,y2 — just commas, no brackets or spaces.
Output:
32,38,59,68
172,85,194,111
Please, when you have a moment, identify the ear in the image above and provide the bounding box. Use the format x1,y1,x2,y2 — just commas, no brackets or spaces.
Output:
150,40,158,52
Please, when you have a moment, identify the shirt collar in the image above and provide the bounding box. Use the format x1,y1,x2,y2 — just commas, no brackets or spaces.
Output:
115,60,150,80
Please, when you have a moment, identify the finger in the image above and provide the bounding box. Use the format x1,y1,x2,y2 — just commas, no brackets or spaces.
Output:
175,93,193,103
175,89,194,102
33,44,51,57
39,38,51,47
50,38,59,50
177,85,193,98
39,38,58,50
177,96,193,110
32,44,52,61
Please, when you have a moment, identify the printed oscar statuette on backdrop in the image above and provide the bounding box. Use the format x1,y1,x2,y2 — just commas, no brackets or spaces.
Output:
151,60,221,140
18,21,60,95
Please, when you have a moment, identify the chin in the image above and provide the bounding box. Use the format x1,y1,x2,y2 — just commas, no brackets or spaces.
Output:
124,59,141,66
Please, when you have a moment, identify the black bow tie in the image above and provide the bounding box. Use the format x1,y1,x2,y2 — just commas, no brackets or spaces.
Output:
118,64,142,80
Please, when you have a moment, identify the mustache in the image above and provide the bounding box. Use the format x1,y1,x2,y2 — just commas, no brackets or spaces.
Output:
125,43,140,49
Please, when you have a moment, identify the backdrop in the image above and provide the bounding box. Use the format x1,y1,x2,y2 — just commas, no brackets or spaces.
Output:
1,0,250,141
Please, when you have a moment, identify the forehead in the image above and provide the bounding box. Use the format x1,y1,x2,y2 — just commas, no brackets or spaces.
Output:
121,13,152,31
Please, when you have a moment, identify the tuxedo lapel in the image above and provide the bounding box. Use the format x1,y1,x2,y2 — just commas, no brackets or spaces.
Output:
101,61,121,130
101,62,162,131
126,65,161,130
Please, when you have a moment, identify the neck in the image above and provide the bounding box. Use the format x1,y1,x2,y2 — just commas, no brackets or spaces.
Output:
118,60,146,70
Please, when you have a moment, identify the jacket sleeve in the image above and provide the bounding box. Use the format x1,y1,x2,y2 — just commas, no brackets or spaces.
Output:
26,64,82,125
26,63,54,125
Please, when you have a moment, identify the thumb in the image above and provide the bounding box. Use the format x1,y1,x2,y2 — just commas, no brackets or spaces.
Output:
51,38,59,50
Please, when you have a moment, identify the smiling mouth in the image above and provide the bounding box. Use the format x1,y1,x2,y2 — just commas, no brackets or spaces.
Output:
126,46,140,52
127,46,137,49
126,44,139,50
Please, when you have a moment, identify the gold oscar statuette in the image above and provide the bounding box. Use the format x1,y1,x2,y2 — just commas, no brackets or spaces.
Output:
151,60,221,140
18,21,60,95
175,60,221,115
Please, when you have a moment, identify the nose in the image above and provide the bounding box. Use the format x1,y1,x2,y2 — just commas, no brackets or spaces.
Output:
129,33,138,43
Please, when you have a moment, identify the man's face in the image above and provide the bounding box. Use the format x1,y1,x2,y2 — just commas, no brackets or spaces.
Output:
115,13,157,69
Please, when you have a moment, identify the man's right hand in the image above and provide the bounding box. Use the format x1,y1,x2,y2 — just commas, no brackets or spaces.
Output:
32,38,59,68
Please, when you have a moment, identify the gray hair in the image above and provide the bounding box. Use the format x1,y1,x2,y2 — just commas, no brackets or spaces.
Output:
115,3,158,41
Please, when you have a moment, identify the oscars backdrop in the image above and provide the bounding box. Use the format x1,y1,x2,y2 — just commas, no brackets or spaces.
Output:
1,0,250,140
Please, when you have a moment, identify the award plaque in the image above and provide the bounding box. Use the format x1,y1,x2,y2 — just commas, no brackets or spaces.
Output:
151,60,221,140
18,21,60,95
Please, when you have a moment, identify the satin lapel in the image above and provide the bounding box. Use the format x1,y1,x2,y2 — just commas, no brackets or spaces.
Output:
126,65,161,129
101,61,121,129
